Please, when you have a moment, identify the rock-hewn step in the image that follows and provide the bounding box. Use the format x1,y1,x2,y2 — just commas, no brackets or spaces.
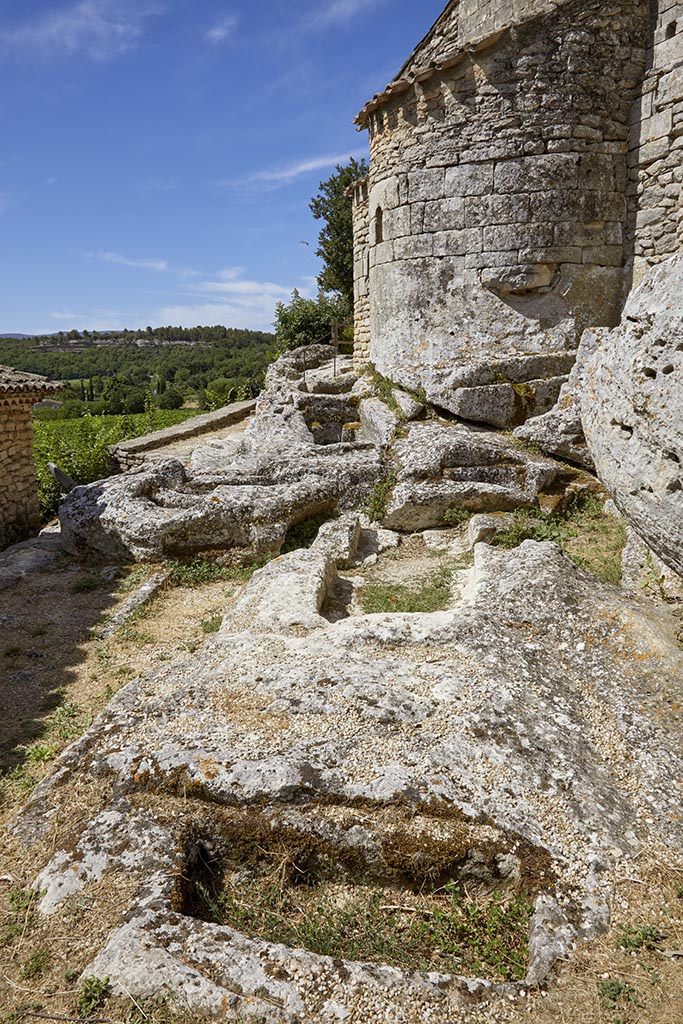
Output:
445,374,568,429
432,350,577,390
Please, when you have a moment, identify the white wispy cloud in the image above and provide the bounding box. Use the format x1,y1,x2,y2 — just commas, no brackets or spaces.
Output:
304,0,383,31
225,148,367,189
155,267,313,330
50,308,129,331
89,250,168,272
0,1,161,61
205,13,238,44
49,269,309,334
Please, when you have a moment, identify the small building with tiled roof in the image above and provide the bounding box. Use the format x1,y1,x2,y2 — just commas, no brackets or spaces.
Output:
0,366,64,550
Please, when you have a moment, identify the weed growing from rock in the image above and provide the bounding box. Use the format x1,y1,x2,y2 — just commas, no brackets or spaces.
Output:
364,474,397,522
491,492,627,584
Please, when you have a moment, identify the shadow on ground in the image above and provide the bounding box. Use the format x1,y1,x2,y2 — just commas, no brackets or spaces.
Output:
0,539,121,781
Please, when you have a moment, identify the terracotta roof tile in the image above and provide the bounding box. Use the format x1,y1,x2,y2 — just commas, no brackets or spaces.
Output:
0,365,65,395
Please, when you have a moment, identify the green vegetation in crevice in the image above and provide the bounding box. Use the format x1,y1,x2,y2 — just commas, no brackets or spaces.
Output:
490,493,627,584
442,506,473,527
281,512,332,554
361,563,457,614
166,557,264,588
366,364,427,418
364,474,397,523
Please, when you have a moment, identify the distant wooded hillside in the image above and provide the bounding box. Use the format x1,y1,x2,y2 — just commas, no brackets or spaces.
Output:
0,325,275,418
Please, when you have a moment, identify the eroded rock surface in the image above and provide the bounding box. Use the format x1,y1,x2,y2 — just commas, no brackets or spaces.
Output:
59,346,588,564
59,347,385,563
582,256,683,576
14,515,683,1022
514,331,599,469
384,421,584,530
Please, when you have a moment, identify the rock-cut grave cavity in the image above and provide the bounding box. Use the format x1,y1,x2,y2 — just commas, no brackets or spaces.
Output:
174,801,554,984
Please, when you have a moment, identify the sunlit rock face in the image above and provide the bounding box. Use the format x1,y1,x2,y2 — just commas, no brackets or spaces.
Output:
582,255,683,577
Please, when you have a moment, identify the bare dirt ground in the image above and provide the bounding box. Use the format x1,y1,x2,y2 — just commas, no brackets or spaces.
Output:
1,536,682,1024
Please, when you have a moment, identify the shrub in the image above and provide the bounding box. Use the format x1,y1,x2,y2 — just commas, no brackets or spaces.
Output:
273,289,350,354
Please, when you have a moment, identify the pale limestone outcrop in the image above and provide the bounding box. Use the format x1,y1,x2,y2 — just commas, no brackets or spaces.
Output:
59,347,385,563
383,420,582,530
582,256,683,576
513,330,599,468
59,347,584,563
15,517,683,1021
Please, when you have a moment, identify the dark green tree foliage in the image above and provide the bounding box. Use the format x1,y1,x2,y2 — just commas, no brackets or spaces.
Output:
0,326,273,419
309,157,368,303
157,386,184,410
273,289,349,352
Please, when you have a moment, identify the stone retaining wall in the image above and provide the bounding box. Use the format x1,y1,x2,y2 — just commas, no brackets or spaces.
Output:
351,178,371,368
109,400,256,472
0,395,41,550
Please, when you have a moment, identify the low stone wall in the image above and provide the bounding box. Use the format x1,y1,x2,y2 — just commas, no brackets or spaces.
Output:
0,395,41,550
109,400,256,472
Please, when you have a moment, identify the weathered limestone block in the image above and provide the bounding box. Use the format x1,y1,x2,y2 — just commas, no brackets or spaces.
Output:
383,421,576,530
621,525,683,604
514,330,600,467
59,448,383,564
582,256,683,575
392,388,424,420
357,397,399,447
444,375,568,429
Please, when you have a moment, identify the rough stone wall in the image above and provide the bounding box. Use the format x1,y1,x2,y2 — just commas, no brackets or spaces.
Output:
0,396,41,550
351,178,371,367
361,0,649,393
628,0,683,285
395,1,460,76
458,0,572,43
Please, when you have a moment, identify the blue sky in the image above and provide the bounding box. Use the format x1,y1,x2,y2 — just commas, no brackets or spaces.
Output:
0,0,445,334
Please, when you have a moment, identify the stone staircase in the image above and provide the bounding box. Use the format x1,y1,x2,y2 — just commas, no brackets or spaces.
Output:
428,350,577,430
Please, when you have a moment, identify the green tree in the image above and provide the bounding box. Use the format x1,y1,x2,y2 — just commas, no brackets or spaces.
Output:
309,156,368,303
158,386,185,410
273,289,349,353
